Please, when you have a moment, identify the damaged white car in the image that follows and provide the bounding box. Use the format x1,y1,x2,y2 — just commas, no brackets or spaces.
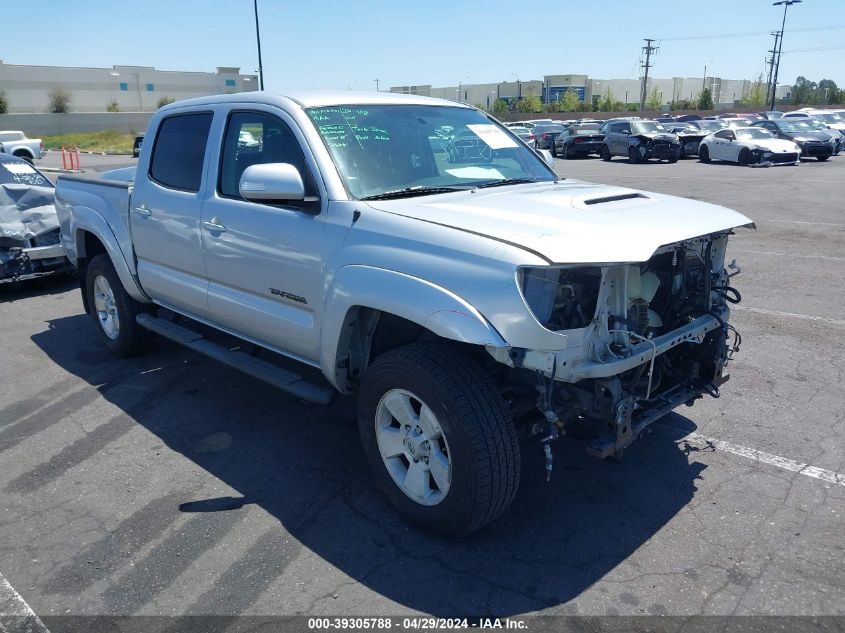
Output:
1,154,71,284
56,92,751,535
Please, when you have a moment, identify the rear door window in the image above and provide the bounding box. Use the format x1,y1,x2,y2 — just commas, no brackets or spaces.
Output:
149,113,213,192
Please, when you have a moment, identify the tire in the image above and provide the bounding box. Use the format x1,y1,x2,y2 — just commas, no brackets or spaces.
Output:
600,145,611,161
628,146,639,163
737,148,752,166
85,254,154,357
699,145,711,163
817,155,829,161
668,152,679,164
13,152,33,164
559,144,568,159
550,143,557,158
357,343,520,537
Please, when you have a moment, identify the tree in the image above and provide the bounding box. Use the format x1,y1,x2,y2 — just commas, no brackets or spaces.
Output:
598,87,616,112
741,74,766,107
48,87,71,113
817,79,840,105
559,87,581,112
516,90,543,114
106,99,121,112
697,88,713,110
646,87,662,110
0,90,7,114
492,98,509,113
157,96,176,109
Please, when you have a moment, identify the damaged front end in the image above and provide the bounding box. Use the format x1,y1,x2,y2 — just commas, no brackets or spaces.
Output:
632,134,681,161
491,231,743,468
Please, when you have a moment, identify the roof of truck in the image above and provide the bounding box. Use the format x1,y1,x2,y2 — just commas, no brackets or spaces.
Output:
159,90,472,112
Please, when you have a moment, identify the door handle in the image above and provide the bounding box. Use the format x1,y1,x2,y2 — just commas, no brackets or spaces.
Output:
134,204,151,217
203,218,227,232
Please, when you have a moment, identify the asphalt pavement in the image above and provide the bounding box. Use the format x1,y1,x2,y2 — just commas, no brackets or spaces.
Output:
1,152,843,624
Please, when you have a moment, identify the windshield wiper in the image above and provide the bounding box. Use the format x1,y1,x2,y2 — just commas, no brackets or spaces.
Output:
473,178,537,189
360,186,474,201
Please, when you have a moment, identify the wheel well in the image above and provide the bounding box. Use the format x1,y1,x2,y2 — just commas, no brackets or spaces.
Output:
12,149,33,159
334,307,493,393
76,231,108,314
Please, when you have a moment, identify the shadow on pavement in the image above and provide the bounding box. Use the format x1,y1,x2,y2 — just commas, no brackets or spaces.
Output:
28,314,707,617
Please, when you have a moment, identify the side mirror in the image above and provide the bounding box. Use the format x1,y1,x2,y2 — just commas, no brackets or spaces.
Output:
239,163,305,202
538,148,555,167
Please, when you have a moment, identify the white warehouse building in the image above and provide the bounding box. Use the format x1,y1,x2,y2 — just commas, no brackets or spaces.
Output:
0,61,259,113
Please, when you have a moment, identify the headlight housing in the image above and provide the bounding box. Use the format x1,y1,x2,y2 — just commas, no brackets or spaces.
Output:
520,266,602,331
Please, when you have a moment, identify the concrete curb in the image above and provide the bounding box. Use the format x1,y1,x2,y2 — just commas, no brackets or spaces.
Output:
44,149,132,156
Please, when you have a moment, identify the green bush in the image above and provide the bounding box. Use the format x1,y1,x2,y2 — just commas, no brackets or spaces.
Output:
0,90,8,114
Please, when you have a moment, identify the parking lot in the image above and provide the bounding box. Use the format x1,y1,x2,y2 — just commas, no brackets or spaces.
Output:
1,153,843,622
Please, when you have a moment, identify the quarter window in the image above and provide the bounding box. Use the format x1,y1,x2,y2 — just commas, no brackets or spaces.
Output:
149,113,213,192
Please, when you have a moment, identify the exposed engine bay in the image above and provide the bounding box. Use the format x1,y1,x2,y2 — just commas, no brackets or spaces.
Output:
507,230,743,473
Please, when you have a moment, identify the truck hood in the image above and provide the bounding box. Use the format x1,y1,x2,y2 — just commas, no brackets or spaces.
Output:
366,180,753,264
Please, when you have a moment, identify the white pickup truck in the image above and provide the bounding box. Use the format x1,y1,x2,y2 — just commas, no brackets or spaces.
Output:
0,130,46,162
55,92,752,536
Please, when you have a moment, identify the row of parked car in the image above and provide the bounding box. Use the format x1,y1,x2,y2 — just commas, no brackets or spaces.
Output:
504,108,845,166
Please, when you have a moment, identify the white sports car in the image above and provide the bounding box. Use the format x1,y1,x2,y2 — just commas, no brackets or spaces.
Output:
699,127,800,166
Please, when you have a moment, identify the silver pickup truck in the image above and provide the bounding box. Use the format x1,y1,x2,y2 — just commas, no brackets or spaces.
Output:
55,92,752,536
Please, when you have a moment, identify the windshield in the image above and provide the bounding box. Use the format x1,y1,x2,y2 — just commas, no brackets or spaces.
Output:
632,121,667,134
776,120,815,133
307,105,555,199
697,120,728,131
815,113,843,124
0,159,53,187
736,128,772,140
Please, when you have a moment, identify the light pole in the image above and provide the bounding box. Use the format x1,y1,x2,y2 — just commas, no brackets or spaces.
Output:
770,0,801,111
373,79,380,91
253,0,265,90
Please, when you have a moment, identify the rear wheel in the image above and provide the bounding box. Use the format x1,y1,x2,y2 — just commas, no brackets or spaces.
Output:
357,343,520,537
13,151,33,165
85,254,154,357
550,143,557,157
699,145,711,163
600,145,611,161
560,144,569,159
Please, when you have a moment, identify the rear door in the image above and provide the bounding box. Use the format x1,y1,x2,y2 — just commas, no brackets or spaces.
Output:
130,109,214,317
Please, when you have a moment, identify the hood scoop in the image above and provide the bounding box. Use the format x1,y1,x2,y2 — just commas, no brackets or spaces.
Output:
583,193,647,206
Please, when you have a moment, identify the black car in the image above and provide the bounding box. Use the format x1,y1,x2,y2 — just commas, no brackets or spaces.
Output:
132,135,144,158
0,154,72,284
532,124,565,150
552,123,604,159
600,119,680,163
751,120,835,161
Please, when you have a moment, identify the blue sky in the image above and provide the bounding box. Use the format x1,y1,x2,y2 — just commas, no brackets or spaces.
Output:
3,0,843,89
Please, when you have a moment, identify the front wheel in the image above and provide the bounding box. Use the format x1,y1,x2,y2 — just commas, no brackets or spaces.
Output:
737,147,752,166
85,254,154,357
817,155,829,161
699,145,711,163
628,146,640,163
357,343,520,537
600,145,611,161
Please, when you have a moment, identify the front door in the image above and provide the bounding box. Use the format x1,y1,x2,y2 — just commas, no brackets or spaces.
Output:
200,109,325,363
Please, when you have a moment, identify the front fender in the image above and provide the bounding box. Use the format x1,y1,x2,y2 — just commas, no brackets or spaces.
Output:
69,206,148,303
319,265,506,387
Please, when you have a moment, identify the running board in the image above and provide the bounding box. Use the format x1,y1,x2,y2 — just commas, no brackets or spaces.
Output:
136,313,334,405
